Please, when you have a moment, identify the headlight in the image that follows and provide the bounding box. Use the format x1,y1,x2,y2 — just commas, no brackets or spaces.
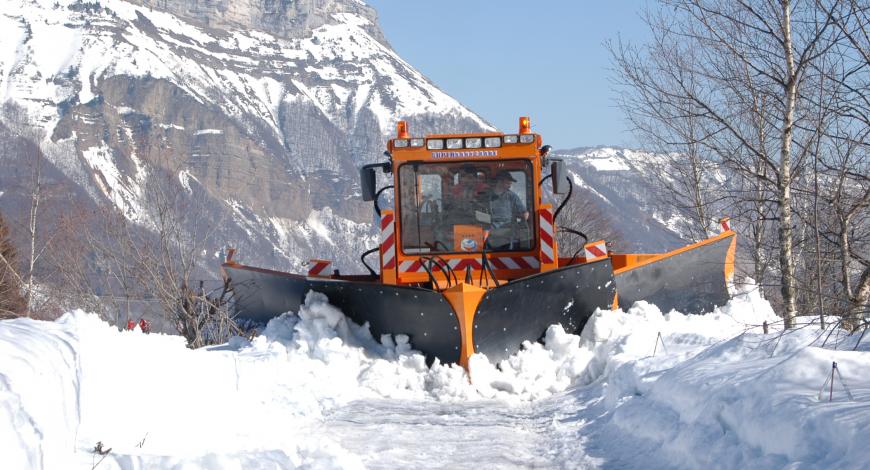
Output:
465,137,482,148
427,139,444,150
446,138,463,149
394,139,409,148
484,137,501,148
503,135,518,144
519,134,535,144
410,138,425,147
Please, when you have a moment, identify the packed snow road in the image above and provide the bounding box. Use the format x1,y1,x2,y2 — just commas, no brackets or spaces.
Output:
324,399,564,468
2,287,870,469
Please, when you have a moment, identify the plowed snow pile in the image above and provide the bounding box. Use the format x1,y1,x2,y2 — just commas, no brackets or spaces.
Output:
2,287,869,469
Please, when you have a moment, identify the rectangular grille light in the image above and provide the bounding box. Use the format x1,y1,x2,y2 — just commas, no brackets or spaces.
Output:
465,137,482,148
446,138,463,149
484,137,501,148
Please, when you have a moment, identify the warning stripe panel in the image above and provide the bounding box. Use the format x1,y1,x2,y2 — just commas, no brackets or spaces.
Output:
307,260,331,276
584,240,607,260
380,213,396,269
539,208,555,264
398,256,539,273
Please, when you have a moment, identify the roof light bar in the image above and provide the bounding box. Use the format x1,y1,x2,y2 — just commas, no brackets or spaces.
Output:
393,139,409,148
410,138,425,147
427,139,444,150
484,137,501,148
519,134,535,144
503,135,519,144
446,138,463,149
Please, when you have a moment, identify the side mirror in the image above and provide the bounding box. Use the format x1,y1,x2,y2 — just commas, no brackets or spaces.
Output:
551,159,569,195
360,167,377,201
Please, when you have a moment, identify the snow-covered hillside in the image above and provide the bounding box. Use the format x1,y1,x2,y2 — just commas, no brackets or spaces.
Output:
3,287,868,469
556,147,702,251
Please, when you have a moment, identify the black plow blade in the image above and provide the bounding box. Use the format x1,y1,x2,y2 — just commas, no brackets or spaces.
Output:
614,234,735,314
472,258,616,363
223,265,462,364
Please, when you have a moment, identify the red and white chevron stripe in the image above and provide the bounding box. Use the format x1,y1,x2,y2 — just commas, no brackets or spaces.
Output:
584,240,607,260
719,217,731,232
539,207,555,264
398,256,540,273
307,259,332,276
380,212,396,269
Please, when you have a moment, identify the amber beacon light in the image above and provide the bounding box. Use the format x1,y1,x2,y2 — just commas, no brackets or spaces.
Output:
519,116,531,134
396,120,410,139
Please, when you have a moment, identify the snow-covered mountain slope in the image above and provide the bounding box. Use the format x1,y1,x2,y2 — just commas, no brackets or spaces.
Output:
0,0,491,275
555,146,699,252
3,287,868,468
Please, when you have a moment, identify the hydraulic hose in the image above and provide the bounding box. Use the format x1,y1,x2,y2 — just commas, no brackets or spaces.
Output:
373,185,394,217
360,246,379,276
552,176,573,223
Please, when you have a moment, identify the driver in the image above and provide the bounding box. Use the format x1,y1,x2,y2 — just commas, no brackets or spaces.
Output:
489,171,528,228
486,171,530,250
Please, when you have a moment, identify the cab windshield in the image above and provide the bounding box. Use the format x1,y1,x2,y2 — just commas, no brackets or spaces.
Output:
399,160,534,254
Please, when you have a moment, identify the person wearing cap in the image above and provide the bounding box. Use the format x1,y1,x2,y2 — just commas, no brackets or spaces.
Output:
489,171,529,229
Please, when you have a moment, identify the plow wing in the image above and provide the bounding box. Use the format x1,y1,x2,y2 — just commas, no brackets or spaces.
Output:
613,232,736,314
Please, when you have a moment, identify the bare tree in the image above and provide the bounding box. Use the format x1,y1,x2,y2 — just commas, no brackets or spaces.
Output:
555,186,626,259
78,152,241,345
610,0,844,327
0,103,65,318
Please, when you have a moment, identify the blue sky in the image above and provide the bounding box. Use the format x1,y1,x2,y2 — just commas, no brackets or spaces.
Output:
365,1,651,150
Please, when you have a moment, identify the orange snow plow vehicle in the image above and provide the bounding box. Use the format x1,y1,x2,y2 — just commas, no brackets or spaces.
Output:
223,117,736,367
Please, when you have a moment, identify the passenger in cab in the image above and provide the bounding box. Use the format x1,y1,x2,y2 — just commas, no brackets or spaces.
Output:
445,165,488,219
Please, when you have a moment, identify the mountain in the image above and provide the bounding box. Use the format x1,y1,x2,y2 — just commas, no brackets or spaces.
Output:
554,146,693,252
0,0,491,278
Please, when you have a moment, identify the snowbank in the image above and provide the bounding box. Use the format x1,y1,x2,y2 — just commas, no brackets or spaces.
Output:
1,287,868,468
553,287,870,469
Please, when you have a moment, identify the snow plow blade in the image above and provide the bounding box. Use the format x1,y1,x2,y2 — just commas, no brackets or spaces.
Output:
613,232,736,314
223,259,615,366
223,265,462,364
472,258,615,363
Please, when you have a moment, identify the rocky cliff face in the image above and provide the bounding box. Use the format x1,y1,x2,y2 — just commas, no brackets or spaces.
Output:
126,0,387,42
0,0,491,274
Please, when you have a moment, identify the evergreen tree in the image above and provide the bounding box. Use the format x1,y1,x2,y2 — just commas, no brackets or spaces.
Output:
0,212,26,318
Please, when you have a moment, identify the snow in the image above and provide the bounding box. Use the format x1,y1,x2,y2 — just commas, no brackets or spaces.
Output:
81,145,146,222
3,284,869,468
193,129,224,136
306,209,337,247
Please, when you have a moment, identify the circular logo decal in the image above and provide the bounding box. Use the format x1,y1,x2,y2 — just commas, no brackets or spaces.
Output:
460,238,477,251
